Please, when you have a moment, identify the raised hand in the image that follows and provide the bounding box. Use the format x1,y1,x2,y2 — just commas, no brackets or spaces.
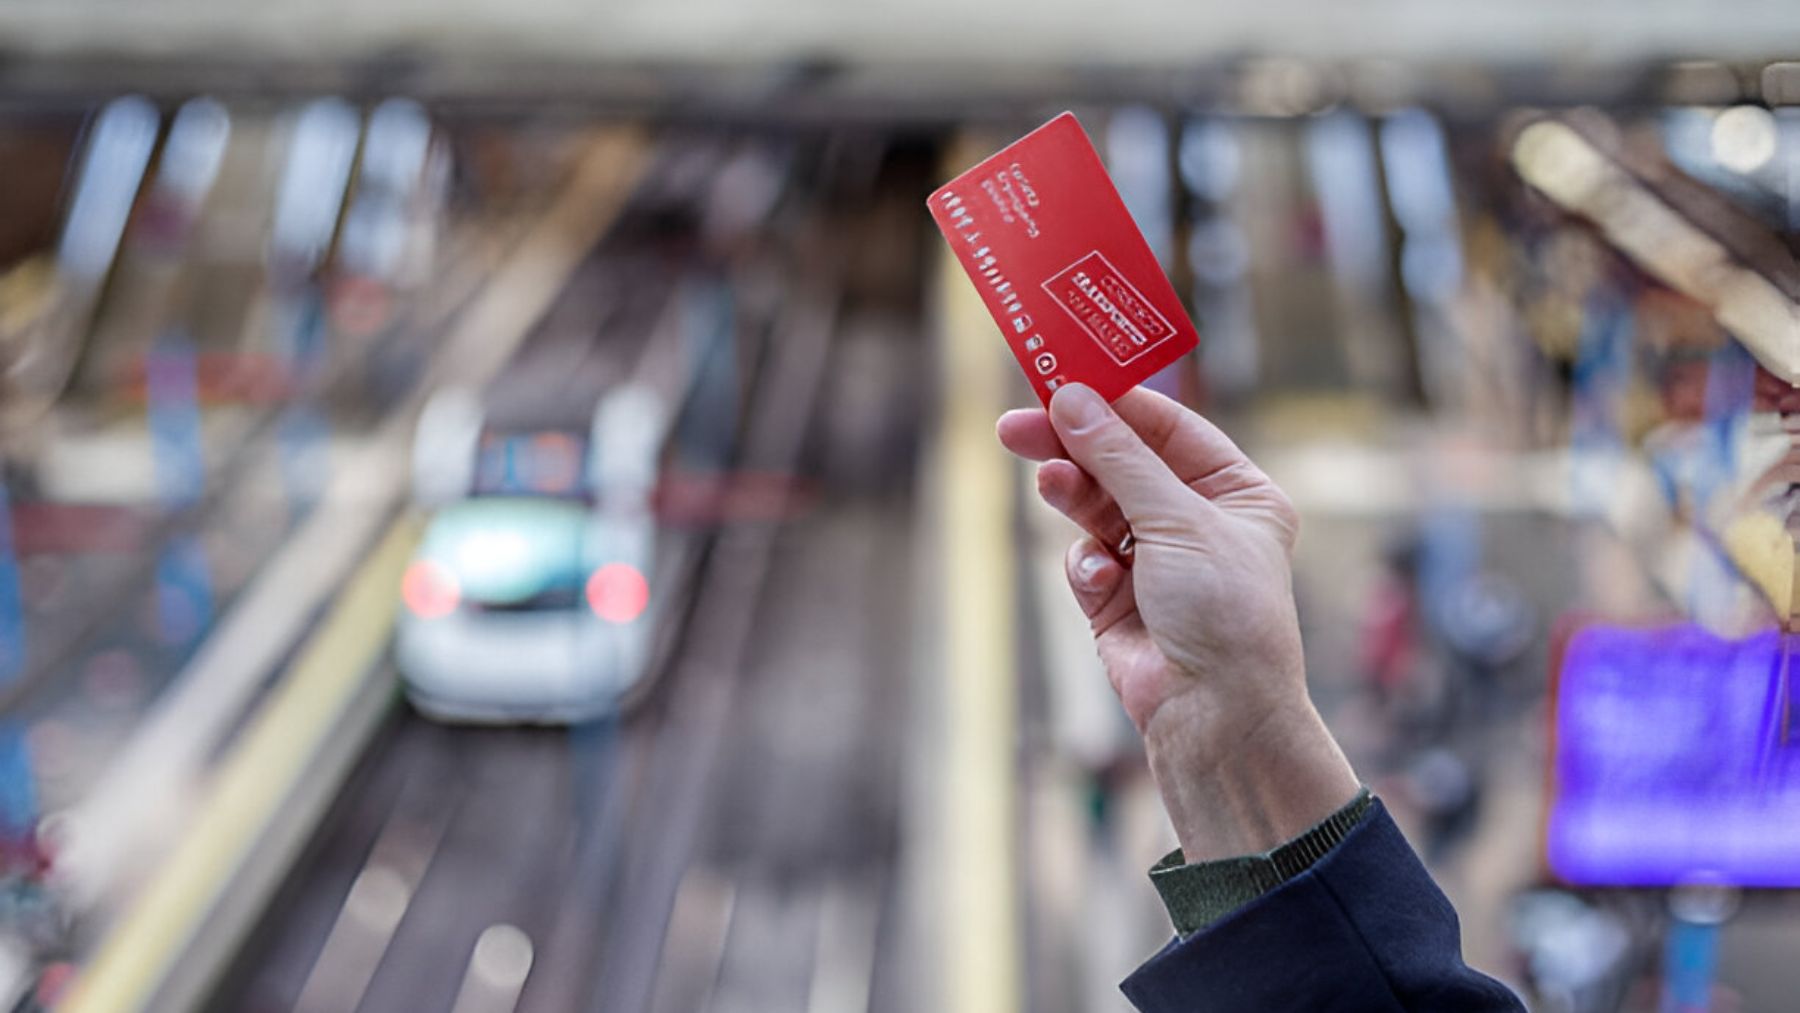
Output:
998,383,1358,861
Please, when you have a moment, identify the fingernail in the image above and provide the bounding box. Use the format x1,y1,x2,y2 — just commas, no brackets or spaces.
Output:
1050,383,1106,433
1074,550,1108,590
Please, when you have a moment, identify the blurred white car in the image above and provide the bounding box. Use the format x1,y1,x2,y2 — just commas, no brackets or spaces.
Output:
396,385,664,723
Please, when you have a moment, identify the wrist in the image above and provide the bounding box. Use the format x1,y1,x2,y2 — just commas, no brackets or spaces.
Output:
1143,693,1361,863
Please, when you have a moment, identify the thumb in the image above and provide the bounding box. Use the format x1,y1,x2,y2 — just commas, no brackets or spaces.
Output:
1048,384,1194,530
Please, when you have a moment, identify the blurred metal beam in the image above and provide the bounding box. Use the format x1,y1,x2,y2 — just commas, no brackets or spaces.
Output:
1510,114,1800,384
0,51,1765,125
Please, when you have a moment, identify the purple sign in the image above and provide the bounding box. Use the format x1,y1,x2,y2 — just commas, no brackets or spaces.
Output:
1549,624,1796,886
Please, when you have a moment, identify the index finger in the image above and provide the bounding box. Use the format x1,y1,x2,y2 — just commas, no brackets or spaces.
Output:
1111,387,1271,499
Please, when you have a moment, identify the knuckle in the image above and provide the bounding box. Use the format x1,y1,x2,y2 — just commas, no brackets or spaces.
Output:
1084,416,1137,454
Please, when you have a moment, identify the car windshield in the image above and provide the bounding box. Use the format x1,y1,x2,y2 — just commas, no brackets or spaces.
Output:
418,497,589,609
470,430,590,499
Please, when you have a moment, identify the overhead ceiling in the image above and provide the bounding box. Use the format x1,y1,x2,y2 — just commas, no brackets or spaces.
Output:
3,0,1797,67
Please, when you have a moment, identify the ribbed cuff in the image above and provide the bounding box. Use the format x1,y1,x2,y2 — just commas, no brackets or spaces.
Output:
1148,786,1375,938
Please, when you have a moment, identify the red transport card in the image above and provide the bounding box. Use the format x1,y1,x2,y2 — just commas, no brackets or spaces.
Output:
928,112,1199,405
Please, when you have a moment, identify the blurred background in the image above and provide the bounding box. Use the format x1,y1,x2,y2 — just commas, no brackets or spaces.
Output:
0,4,1797,1012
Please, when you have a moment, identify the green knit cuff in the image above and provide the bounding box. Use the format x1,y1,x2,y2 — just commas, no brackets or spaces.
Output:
1148,787,1375,938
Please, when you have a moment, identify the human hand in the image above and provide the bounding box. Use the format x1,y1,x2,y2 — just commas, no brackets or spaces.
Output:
997,383,1358,860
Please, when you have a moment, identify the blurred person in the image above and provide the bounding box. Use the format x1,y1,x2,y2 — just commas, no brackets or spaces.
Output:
997,383,1522,1011
1360,538,1422,706
1355,536,1460,756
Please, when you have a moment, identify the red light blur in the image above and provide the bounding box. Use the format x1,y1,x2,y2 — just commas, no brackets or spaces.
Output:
402,560,460,619
586,563,649,624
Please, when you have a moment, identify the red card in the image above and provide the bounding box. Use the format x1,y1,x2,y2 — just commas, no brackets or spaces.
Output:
929,112,1199,405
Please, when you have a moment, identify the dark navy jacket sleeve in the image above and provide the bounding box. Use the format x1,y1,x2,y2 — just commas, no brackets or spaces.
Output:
1121,800,1524,1012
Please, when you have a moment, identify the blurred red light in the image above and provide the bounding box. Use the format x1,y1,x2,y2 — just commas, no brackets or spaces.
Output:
402,560,459,619
586,563,649,624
